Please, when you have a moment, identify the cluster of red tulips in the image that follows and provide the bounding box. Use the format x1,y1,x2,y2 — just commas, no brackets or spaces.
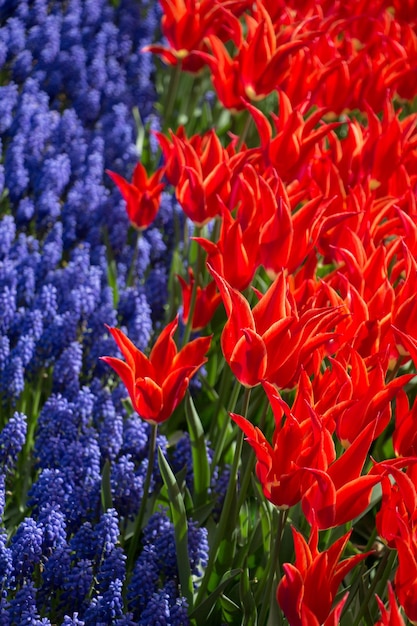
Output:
104,1,417,623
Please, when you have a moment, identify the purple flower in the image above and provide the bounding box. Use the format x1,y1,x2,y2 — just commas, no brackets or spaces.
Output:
128,544,160,616
94,508,120,558
138,583,189,626
0,354,24,401
0,336,9,370
37,153,72,195
0,528,12,583
28,468,69,515
94,392,123,461
110,454,144,519
117,288,152,352
62,558,94,613
83,578,126,624
52,341,83,399
0,83,18,134
38,505,67,556
0,284,16,334
9,581,51,626
128,509,200,622
145,263,169,323
69,522,96,561
12,48,33,82
10,517,44,582
3,17,26,57
0,411,27,473
96,545,126,591
61,614,85,626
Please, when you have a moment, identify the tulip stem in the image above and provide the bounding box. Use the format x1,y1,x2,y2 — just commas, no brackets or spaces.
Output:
350,547,396,626
236,110,253,151
208,358,231,444
126,229,141,287
162,61,182,132
236,395,268,513
182,227,203,346
127,422,158,570
211,376,242,471
259,508,287,626
196,387,251,604
196,427,245,604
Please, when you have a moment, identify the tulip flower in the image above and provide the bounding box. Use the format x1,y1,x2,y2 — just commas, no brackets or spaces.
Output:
233,380,381,528
375,462,417,623
194,203,260,292
277,525,370,626
393,390,417,458
259,192,330,276
101,316,211,423
209,264,341,389
301,420,381,529
107,163,165,231
157,129,232,226
194,6,308,108
246,92,341,182
143,0,246,72
375,583,406,626
193,164,283,290
230,381,335,510
329,349,412,447
177,268,221,330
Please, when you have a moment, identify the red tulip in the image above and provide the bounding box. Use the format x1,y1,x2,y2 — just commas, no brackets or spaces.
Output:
246,92,341,183
143,0,246,72
231,381,335,509
158,129,232,226
277,525,370,626
375,462,417,623
301,420,382,529
101,317,211,423
194,5,308,109
107,164,164,231
393,390,417,458
375,583,406,626
177,268,221,330
194,202,260,292
208,264,341,389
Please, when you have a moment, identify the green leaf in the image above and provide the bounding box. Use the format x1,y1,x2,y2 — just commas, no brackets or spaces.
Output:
189,569,241,624
240,568,258,626
158,448,194,609
220,594,241,621
185,393,211,509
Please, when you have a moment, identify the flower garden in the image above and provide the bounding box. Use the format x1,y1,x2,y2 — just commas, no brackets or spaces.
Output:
1,0,417,624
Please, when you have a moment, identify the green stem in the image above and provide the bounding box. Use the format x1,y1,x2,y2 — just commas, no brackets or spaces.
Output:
211,377,242,471
196,388,251,604
182,227,203,347
127,422,158,570
126,229,141,288
162,62,183,132
208,358,230,444
332,526,378,620
350,547,397,626
259,508,288,626
236,111,253,151
236,397,268,513
197,428,245,603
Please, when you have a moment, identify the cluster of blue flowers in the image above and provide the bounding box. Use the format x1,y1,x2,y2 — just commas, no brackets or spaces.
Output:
0,0,224,623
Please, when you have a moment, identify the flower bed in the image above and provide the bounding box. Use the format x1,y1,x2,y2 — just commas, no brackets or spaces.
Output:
1,0,417,624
